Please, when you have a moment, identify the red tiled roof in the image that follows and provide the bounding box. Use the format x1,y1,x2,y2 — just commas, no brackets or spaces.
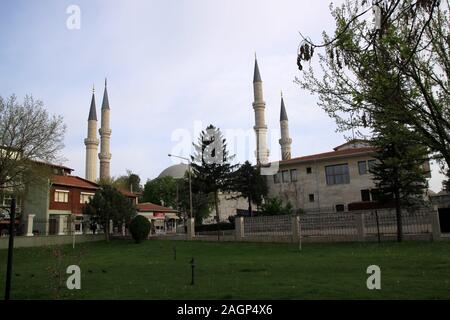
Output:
280,146,377,164
51,175,99,190
33,160,74,172
118,189,139,198
136,202,178,213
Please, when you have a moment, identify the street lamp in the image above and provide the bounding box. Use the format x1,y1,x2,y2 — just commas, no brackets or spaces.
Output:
168,154,193,220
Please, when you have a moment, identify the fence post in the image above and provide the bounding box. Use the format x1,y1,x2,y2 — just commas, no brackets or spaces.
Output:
25,214,35,237
431,206,441,241
291,215,300,243
187,217,195,239
235,217,244,241
122,221,126,237
355,212,365,242
57,215,66,235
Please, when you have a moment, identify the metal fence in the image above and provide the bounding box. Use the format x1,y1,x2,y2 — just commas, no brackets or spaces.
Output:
364,209,432,236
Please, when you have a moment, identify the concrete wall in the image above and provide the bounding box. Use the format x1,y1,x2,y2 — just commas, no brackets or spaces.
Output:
22,179,50,235
0,234,104,249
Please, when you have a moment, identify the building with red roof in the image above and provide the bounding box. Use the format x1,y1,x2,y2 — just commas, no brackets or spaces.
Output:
268,140,398,213
136,202,180,235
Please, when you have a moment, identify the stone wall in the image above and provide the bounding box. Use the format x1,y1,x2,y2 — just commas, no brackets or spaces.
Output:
0,234,104,249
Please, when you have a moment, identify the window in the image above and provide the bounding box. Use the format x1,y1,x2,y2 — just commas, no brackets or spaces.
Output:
282,170,290,183
325,164,350,185
368,160,377,172
309,194,315,202
335,204,345,212
54,190,69,203
273,173,281,184
2,194,12,207
371,189,380,202
361,189,371,202
358,161,367,175
306,167,312,174
290,169,298,182
80,193,94,204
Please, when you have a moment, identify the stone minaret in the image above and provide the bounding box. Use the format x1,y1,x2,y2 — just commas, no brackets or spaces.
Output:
99,78,112,180
279,92,292,160
252,56,269,165
84,87,99,182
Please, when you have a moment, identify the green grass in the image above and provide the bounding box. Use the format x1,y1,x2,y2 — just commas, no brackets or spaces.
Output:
0,239,449,299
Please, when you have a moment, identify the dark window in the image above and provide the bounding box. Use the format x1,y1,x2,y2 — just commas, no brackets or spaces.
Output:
306,167,312,174
290,169,298,182
309,194,315,202
335,204,345,212
282,170,290,183
358,161,367,175
273,173,281,184
361,189,371,202
368,160,377,172
325,164,350,185
371,189,380,202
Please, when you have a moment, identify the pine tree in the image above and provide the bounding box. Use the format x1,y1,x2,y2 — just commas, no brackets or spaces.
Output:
191,125,238,239
370,122,429,242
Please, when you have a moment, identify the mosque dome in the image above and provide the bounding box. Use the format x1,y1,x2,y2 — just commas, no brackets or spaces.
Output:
158,163,189,179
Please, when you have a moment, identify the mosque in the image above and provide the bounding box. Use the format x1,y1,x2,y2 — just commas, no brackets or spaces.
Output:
82,58,400,223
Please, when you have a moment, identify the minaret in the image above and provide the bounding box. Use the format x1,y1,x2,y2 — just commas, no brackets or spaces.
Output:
279,92,292,160
99,78,112,181
84,86,99,182
252,56,269,165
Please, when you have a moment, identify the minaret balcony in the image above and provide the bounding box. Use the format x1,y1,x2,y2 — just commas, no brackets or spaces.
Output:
84,138,99,145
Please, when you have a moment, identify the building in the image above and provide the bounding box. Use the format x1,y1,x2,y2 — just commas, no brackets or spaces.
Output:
21,162,100,235
267,140,380,213
136,202,180,234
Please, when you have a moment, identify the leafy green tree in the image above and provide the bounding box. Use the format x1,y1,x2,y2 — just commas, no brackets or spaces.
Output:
231,161,268,216
83,185,136,242
178,176,215,225
0,94,66,191
443,170,450,192
114,170,142,193
260,197,293,216
296,0,449,171
191,125,238,239
142,176,178,208
370,123,429,242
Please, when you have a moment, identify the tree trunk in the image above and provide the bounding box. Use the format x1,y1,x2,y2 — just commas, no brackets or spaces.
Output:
214,191,220,241
394,190,402,243
105,213,110,243
248,194,253,217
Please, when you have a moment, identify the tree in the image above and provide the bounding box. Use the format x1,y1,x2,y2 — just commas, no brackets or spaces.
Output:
0,95,66,191
231,161,268,216
296,0,449,172
129,215,151,243
442,169,450,192
191,125,238,239
178,176,215,225
260,197,293,216
113,170,142,193
142,176,178,208
370,122,429,242
83,185,136,242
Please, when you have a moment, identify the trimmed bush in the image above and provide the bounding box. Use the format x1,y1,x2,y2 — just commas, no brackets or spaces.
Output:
195,222,234,233
129,215,151,243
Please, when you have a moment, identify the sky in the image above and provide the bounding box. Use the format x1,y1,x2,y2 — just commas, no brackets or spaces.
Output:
0,0,446,192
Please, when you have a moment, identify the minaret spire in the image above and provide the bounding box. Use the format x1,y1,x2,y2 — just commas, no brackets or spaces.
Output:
252,55,269,165
84,87,99,182
99,78,112,181
279,92,292,160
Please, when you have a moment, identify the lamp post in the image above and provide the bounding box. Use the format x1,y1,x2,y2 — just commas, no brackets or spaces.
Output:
168,154,193,220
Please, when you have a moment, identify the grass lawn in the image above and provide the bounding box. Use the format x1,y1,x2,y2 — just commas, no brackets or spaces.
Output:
0,239,449,299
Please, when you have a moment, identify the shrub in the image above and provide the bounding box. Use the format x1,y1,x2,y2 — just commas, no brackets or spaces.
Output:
129,215,151,243
195,222,234,232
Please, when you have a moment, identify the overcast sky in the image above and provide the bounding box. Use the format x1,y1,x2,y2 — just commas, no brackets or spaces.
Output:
0,0,446,192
